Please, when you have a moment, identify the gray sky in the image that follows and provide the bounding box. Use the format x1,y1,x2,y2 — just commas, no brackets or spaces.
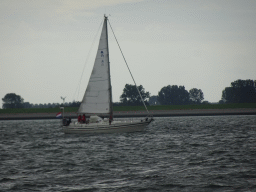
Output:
1,0,255,108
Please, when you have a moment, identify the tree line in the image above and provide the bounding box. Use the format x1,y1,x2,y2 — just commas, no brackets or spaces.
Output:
2,79,255,109
116,84,204,106
1,94,81,109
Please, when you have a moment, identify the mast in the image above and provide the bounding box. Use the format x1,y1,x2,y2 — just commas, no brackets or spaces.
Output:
105,15,113,121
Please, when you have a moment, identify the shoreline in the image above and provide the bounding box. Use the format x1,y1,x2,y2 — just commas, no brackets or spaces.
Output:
0,108,256,120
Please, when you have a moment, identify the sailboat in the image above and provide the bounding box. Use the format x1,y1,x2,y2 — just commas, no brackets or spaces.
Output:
62,15,153,134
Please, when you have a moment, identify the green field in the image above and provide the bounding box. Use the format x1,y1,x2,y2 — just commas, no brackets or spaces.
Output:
0,103,255,114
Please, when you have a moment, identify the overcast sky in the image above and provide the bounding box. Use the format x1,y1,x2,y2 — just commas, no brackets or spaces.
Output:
1,0,255,108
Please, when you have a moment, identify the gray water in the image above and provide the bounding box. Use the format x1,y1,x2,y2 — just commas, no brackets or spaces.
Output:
0,115,256,191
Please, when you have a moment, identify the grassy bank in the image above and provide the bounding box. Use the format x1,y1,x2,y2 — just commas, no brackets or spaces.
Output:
0,103,255,114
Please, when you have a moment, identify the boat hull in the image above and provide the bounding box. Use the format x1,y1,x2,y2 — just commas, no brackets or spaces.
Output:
62,119,152,134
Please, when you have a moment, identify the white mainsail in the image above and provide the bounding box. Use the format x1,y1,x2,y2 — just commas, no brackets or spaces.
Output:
78,16,112,114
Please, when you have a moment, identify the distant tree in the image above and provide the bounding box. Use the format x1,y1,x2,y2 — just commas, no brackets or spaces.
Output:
189,88,204,104
148,95,160,105
23,102,32,108
2,93,24,109
222,87,234,103
69,101,81,107
158,85,190,105
120,84,150,106
222,79,256,103
202,101,210,104
51,103,60,108
113,102,121,106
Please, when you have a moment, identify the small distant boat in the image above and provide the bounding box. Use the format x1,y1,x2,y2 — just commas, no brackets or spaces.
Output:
62,15,153,134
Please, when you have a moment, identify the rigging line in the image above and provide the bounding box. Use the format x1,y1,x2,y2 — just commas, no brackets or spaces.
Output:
73,19,104,101
107,19,149,114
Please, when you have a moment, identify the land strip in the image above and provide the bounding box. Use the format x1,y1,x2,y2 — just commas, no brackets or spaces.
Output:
0,108,256,120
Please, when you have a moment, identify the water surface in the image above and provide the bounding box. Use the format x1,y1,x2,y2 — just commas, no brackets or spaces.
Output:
0,115,256,191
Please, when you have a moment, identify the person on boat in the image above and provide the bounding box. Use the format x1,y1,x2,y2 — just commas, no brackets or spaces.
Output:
63,117,71,126
109,115,112,125
78,115,81,123
67,117,71,125
82,114,86,123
